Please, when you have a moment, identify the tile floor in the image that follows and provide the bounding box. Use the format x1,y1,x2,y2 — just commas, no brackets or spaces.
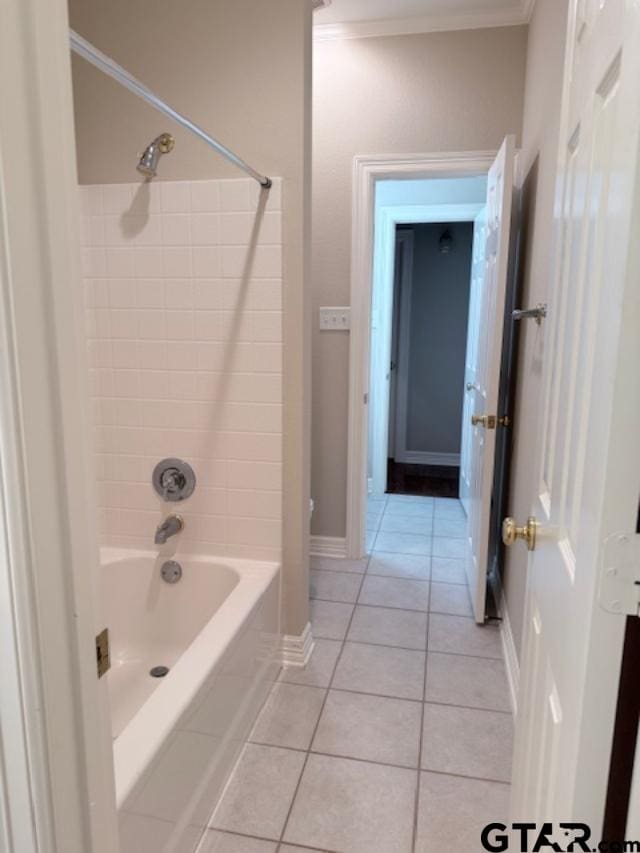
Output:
204,496,513,853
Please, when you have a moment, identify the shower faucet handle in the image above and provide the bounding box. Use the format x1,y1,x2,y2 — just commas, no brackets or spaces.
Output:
152,458,196,502
160,468,185,494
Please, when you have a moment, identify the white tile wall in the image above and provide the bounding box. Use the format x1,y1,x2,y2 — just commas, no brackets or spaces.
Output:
79,178,284,560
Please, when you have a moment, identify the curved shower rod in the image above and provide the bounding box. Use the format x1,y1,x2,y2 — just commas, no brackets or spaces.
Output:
69,29,272,189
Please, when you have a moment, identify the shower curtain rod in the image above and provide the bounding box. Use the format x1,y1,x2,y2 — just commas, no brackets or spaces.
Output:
69,29,272,189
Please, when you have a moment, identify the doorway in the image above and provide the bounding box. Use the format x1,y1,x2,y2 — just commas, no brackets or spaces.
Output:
383,221,475,500
346,154,497,562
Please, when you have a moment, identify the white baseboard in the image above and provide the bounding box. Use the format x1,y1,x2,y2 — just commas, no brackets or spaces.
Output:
499,587,520,716
310,535,348,558
396,451,461,466
281,622,315,669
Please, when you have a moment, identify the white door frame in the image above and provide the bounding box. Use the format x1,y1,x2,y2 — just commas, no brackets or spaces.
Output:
347,153,495,559
0,0,119,850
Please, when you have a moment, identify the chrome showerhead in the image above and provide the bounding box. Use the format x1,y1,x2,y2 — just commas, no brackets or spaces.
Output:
137,132,175,178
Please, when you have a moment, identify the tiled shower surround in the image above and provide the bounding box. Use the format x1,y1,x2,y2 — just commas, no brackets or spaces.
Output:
79,177,283,559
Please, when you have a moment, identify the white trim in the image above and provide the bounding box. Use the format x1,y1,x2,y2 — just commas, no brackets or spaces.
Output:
522,0,537,24
281,623,315,669
310,535,348,558
347,152,496,560
498,584,520,717
314,5,531,41
388,231,414,468
397,451,461,466
0,0,119,850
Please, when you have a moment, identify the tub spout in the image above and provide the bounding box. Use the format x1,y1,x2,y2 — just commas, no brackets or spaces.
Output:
155,514,184,545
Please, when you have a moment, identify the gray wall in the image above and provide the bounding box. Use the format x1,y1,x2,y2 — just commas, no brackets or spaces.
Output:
312,26,528,537
68,0,313,636
502,0,569,655
403,223,473,456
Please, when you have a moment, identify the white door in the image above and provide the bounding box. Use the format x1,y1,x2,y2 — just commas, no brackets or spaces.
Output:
459,206,487,516
511,0,640,829
466,137,515,623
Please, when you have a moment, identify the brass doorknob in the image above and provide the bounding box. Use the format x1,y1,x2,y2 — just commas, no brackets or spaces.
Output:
502,517,538,551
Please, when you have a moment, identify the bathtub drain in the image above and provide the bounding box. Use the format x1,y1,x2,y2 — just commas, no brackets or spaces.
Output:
150,666,170,678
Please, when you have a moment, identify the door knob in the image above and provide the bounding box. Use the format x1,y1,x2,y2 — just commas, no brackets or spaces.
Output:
502,516,538,551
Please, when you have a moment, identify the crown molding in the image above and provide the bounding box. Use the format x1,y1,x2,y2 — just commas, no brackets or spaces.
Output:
314,1,532,41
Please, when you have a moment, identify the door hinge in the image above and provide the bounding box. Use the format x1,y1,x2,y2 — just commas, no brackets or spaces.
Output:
363,393,368,405
599,533,640,616
96,628,111,678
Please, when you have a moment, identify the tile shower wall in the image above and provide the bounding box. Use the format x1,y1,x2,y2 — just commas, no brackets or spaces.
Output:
79,178,283,560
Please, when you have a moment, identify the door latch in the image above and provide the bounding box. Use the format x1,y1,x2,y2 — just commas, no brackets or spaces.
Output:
599,533,640,616
471,415,511,429
96,628,111,678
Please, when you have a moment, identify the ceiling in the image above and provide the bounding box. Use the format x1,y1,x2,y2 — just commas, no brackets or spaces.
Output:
314,0,533,39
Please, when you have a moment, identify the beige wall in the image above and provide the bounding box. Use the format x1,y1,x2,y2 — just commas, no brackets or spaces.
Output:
312,26,528,538
69,0,312,634
502,0,569,654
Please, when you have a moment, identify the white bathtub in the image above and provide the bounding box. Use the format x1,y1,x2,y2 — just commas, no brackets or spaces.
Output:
101,548,281,853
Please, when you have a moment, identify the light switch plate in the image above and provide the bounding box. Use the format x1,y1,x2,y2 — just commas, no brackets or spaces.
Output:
319,307,351,331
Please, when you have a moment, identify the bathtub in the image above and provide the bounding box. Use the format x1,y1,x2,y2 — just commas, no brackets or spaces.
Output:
101,548,281,853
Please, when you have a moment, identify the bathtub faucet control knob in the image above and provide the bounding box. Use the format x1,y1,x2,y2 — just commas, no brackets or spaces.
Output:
155,514,184,545
152,458,196,502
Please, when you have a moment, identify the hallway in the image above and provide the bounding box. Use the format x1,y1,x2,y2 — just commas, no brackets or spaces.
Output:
207,496,513,853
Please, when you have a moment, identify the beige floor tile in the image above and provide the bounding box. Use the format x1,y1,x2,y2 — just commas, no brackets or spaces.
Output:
310,569,362,603
416,772,510,852
333,642,425,700
280,639,342,688
374,531,431,556
379,514,433,535
421,703,513,782
358,575,429,611
433,499,466,521
428,613,502,659
430,582,473,617
284,754,416,853
310,600,354,640
347,605,427,650
210,744,305,840
368,551,431,580
425,652,511,712
250,683,326,750
384,501,434,517
431,557,468,585
432,536,467,559
313,689,422,767
433,517,467,538
199,831,277,852
280,847,326,853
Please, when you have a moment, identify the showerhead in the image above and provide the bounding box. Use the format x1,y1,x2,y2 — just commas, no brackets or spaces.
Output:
137,133,175,178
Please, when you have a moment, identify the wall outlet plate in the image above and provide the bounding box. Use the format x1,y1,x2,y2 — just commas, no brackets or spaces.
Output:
319,307,351,331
